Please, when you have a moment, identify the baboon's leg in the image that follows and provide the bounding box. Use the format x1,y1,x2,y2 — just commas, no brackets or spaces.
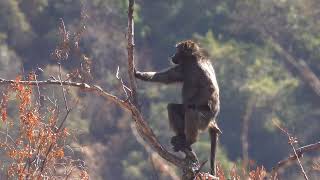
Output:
167,103,184,135
184,108,199,147
167,103,185,151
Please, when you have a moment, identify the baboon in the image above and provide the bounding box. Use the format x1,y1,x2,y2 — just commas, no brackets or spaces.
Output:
135,40,220,175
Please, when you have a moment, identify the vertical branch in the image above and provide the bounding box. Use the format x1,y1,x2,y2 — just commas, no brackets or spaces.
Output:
125,0,187,172
127,0,138,106
241,97,256,170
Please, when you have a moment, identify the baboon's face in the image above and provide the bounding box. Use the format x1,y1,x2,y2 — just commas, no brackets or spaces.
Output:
171,40,200,64
171,49,186,64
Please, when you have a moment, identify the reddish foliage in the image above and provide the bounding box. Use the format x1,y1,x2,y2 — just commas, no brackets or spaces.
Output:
249,166,267,179
193,163,267,180
229,165,241,180
215,163,267,180
0,77,88,179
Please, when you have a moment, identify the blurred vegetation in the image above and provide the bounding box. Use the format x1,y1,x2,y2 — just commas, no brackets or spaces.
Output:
0,0,320,179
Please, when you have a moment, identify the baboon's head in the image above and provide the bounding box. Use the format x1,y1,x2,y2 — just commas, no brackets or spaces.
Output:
171,40,201,64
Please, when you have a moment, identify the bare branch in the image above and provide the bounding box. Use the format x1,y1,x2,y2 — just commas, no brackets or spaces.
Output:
58,63,69,111
272,121,309,180
116,66,131,99
127,0,138,106
0,78,186,166
131,124,179,180
271,141,320,179
33,71,42,106
0,78,130,111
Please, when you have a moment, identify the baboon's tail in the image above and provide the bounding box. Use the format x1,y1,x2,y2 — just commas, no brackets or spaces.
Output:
208,121,221,176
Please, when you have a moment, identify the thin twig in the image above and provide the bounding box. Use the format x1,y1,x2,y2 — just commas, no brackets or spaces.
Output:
34,71,42,106
290,142,309,180
0,131,16,147
271,122,314,179
116,66,131,98
272,141,320,178
57,109,72,131
0,78,129,109
58,63,69,111
40,100,74,174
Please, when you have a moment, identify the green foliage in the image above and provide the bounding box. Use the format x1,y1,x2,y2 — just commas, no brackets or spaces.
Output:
244,57,299,103
0,0,34,48
0,43,21,78
122,151,149,180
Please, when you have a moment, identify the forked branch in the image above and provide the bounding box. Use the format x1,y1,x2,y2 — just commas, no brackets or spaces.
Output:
271,141,320,179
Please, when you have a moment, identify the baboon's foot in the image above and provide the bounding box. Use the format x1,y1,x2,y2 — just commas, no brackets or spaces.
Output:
171,135,191,152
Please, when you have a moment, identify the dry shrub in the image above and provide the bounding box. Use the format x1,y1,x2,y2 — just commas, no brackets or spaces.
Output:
0,75,88,179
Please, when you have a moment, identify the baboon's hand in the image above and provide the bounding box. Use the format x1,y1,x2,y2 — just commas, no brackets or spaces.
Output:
133,67,137,75
134,69,143,79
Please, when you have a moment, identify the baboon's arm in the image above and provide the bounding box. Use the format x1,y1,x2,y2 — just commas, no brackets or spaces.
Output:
135,66,183,84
